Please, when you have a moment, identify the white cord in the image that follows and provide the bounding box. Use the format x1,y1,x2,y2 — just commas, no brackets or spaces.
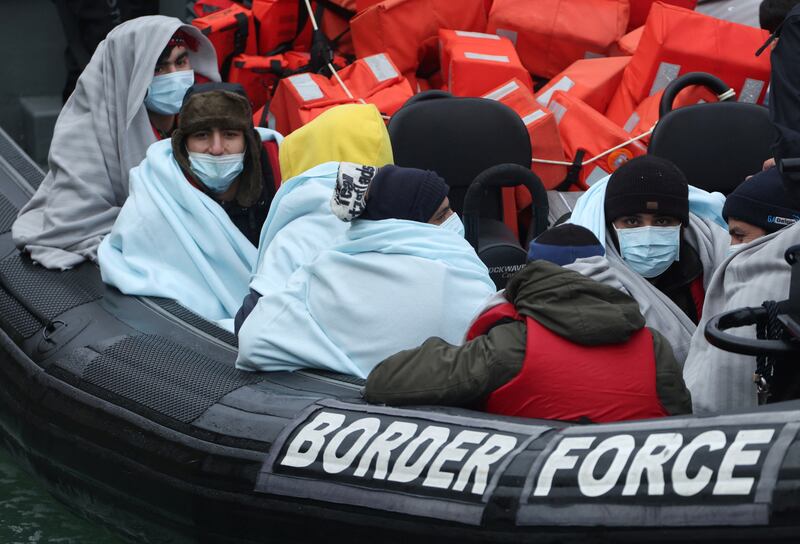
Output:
303,0,319,31
531,126,655,166
303,0,379,112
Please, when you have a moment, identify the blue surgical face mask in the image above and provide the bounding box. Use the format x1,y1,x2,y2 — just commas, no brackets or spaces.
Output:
188,151,245,194
144,70,195,115
438,212,465,237
614,225,681,279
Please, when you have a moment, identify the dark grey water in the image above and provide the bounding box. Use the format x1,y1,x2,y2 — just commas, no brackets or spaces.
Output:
0,446,125,544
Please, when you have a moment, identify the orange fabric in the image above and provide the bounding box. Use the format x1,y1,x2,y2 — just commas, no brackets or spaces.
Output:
628,0,696,31
351,0,487,79
251,0,300,54
621,85,718,144
549,90,647,189
605,3,772,125
262,138,282,191
268,53,413,135
609,25,643,56
439,29,532,97
486,0,630,79
482,78,567,191
193,0,234,17
356,0,383,11
228,53,289,112
534,56,630,114
470,302,668,423
229,50,346,112
319,0,356,56
191,4,258,73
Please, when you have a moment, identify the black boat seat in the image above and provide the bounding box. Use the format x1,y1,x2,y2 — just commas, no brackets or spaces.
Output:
649,72,776,195
388,90,532,220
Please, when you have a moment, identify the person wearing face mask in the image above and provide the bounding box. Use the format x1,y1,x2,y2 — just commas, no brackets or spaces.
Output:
97,85,282,331
145,31,199,140
172,82,282,245
683,167,800,414
364,223,692,422
236,163,496,378
13,16,220,270
566,156,730,366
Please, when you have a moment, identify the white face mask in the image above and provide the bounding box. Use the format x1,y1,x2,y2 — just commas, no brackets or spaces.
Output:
188,151,245,194
728,243,746,256
438,212,465,237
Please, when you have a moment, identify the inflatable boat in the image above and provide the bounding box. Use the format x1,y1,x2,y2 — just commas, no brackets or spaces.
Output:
0,129,799,543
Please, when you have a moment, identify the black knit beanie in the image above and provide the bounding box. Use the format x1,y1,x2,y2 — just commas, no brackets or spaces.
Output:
527,224,604,265
360,165,449,222
723,167,800,232
604,155,690,225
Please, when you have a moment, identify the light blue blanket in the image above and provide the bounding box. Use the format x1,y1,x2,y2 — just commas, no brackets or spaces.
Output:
237,219,496,378
98,128,282,329
568,174,728,246
249,161,350,296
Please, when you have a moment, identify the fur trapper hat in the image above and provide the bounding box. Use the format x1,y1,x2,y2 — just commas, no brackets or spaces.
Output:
172,82,263,207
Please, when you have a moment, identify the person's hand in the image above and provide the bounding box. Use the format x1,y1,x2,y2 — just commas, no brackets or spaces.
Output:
763,157,776,171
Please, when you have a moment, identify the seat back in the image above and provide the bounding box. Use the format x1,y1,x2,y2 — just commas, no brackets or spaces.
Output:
649,101,775,195
388,92,532,219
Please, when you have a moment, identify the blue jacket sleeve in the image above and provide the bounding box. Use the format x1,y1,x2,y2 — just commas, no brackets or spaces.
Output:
234,288,262,335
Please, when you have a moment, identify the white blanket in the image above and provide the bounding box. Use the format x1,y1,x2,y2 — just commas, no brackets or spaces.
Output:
683,223,800,414
249,162,350,296
97,127,281,329
237,219,496,378
13,16,220,270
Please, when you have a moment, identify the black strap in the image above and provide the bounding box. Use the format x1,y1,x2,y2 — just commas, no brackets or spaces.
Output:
754,300,785,404
219,12,250,80
555,149,586,191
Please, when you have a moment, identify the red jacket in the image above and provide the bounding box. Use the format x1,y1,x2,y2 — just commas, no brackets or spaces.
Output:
468,302,669,423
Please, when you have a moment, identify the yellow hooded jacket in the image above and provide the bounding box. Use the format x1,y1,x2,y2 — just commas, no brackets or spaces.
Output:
278,103,394,181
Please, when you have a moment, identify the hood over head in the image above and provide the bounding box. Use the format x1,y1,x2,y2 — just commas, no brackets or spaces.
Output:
505,260,646,345
278,103,393,180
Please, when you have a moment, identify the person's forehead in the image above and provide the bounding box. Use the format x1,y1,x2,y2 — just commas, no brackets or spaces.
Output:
188,127,243,135
161,45,188,63
728,217,761,231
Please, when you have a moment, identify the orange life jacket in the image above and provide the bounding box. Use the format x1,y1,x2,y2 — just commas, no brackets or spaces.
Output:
605,3,771,125
482,78,567,191
191,4,258,77
467,302,668,423
486,0,630,79
548,90,647,189
535,56,631,114
267,52,413,135
351,0,487,80
439,29,532,97
628,0,697,31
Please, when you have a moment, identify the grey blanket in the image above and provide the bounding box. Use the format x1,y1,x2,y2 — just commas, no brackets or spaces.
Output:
683,223,800,414
12,16,220,269
566,213,729,366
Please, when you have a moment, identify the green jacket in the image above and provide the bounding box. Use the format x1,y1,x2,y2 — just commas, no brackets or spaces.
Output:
365,260,692,417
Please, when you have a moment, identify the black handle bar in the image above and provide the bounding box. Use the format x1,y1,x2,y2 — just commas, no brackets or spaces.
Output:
463,164,549,251
659,72,734,118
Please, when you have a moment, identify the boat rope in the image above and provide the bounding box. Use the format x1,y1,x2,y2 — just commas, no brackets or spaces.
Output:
531,125,656,167
302,0,392,120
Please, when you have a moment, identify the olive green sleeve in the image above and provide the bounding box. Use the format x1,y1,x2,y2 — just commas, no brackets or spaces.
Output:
364,322,527,407
650,328,693,415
